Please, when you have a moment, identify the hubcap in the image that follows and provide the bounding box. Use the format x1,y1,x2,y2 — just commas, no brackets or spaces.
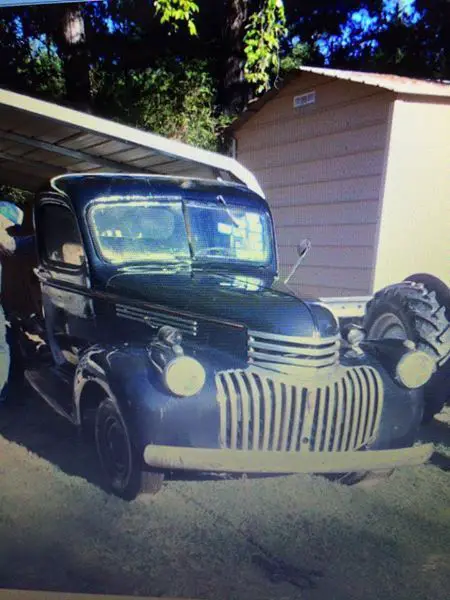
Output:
369,313,409,341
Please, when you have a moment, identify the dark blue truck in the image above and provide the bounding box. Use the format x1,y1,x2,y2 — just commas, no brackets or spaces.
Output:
11,173,434,499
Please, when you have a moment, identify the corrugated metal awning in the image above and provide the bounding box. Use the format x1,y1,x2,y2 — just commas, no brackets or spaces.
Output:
0,87,264,196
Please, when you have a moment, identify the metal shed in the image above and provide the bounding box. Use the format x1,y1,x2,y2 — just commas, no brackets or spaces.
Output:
228,67,450,301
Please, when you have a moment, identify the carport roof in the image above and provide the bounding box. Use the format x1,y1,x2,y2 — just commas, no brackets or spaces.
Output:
0,87,263,196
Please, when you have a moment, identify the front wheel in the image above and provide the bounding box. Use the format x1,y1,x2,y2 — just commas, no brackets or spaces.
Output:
95,397,164,500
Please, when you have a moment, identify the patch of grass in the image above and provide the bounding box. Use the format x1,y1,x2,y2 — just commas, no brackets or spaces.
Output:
0,400,449,600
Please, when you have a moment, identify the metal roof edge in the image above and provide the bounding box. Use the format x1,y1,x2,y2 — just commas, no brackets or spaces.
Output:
300,66,450,97
0,87,265,198
228,66,450,133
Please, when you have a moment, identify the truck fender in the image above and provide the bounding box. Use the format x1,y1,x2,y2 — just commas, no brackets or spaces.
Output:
73,344,162,440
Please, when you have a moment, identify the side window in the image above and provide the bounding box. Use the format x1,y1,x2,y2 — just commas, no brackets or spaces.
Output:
39,203,85,267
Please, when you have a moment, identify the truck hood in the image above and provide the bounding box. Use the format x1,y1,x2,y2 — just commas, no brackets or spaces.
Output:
104,270,339,338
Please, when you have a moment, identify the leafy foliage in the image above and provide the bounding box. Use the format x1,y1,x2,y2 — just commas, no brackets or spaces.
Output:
154,0,200,35
279,42,319,74
0,0,447,165
0,185,33,206
244,0,287,92
93,59,231,150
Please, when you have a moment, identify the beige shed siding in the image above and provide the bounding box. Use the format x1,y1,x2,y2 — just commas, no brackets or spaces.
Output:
372,97,450,290
235,74,392,296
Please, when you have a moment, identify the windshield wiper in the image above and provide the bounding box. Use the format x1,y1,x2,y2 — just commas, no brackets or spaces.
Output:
117,257,192,272
216,195,241,227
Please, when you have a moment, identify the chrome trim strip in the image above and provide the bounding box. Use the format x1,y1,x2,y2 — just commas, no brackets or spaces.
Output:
249,339,339,355
248,352,339,367
116,303,198,335
248,330,340,345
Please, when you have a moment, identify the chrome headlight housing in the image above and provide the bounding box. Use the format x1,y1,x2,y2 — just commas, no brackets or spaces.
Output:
163,355,206,397
396,350,435,389
149,326,206,397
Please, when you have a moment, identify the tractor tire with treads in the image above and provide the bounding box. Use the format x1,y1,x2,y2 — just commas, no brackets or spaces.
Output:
363,281,450,423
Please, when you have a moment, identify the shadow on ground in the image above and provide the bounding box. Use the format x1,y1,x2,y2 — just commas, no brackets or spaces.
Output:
0,389,267,494
0,390,107,491
1,390,449,498
1,392,450,599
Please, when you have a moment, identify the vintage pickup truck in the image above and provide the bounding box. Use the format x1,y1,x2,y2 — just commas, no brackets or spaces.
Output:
9,173,434,500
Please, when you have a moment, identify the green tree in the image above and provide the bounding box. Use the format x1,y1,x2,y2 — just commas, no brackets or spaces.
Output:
93,58,231,150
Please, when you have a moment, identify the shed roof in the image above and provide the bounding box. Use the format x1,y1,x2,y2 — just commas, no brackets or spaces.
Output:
229,66,450,132
0,87,263,196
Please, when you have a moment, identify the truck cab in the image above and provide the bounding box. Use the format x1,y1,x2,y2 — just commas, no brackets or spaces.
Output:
11,173,434,500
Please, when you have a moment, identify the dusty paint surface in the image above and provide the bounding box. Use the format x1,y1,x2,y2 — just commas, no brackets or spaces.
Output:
0,397,449,600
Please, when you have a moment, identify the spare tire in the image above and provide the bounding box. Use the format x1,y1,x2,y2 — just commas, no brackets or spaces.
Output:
363,280,450,423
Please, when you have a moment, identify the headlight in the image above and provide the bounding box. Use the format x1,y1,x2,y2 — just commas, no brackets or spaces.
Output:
163,355,206,397
396,350,435,389
346,326,366,346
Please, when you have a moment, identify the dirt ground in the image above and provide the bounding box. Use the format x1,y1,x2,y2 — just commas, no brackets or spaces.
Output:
0,393,449,600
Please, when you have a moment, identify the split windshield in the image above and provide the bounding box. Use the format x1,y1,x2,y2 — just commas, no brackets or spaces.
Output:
88,197,273,266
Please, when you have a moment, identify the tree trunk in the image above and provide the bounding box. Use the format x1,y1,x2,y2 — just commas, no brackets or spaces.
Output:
220,0,250,115
58,4,91,111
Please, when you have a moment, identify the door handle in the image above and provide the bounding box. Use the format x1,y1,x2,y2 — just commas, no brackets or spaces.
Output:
33,267,52,282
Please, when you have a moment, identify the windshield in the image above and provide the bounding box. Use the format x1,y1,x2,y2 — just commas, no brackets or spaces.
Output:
88,197,273,267
88,200,191,264
187,199,273,265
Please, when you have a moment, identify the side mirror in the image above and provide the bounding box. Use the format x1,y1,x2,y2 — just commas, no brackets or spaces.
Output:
284,238,312,284
297,239,312,259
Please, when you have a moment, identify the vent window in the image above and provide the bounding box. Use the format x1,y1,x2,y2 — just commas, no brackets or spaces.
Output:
293,91,316,109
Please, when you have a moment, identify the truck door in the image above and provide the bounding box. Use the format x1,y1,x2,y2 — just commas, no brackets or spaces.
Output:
35,199,95,368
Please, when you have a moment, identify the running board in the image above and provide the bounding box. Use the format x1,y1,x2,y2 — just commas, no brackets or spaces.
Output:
25,367,76,425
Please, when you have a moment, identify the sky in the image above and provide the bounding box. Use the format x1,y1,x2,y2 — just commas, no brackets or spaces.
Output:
316,0,421,60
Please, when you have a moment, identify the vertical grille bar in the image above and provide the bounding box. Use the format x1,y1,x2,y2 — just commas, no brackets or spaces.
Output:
321,386,332,452
235,371,250,451
289,387,301,452
224,372,238,450
260,375,273,451
314,387,326,452
347,369,362,451
272,379,283,451
332,378,344,451
216,374,227,449
279,383,291,451
247,373,261,450
354,369,367,448
341,376,352,451
370,368,384,439
361,369,378,442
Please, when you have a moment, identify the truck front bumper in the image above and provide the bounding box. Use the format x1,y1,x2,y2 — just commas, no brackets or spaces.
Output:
143,442,433,475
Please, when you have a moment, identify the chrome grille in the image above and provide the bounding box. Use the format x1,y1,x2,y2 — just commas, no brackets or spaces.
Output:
116,303,198,336
248,330,339,370
216,367,383,452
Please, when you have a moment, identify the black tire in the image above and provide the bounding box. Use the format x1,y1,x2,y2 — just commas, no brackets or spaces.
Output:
95,397,164,500
404,274,450,320
363,281,450,422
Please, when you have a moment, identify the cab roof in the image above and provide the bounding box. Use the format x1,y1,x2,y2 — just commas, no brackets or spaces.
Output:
43,173,270,212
